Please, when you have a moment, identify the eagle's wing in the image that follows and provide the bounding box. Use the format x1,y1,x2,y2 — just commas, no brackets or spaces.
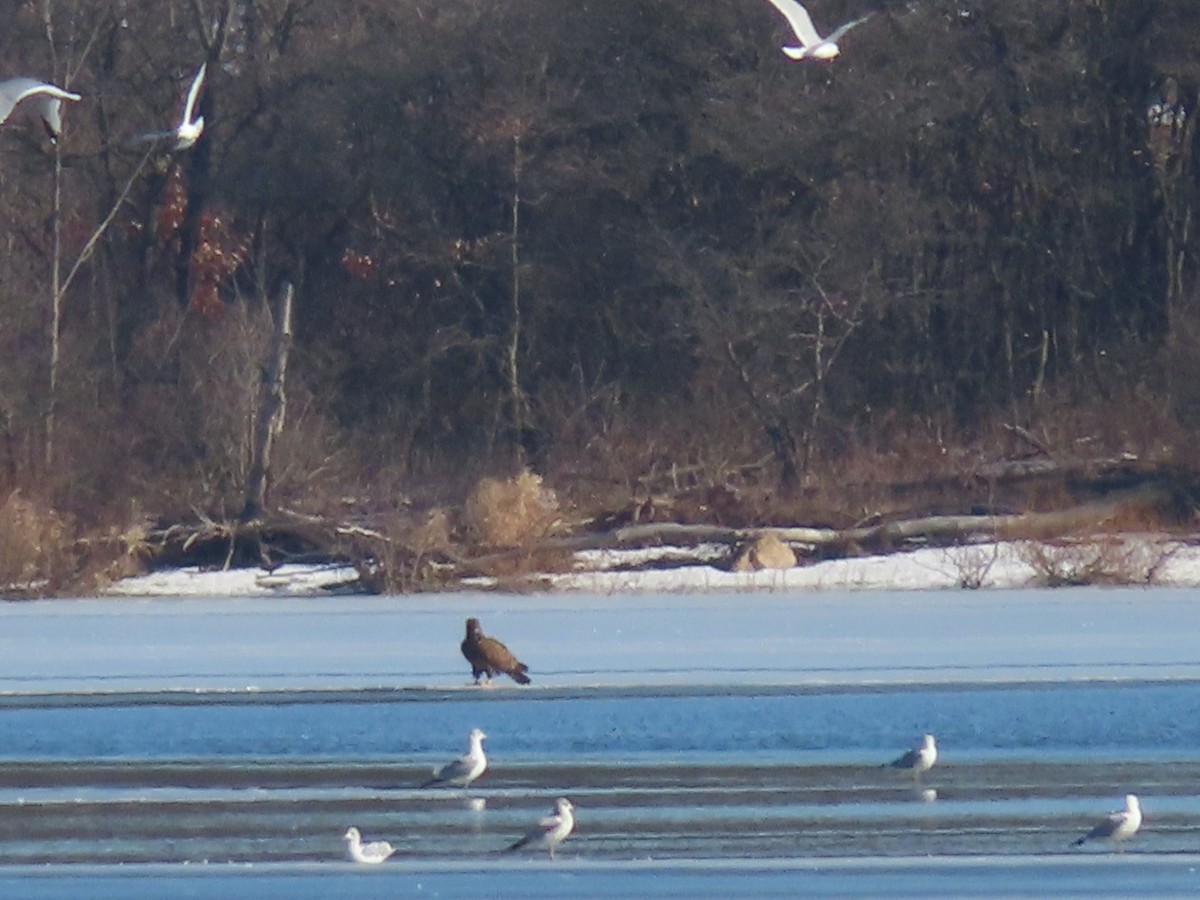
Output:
478,635,520,669
478,635,531,683
461,637,487,672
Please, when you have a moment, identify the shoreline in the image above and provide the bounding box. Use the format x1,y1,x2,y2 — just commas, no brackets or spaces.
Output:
100,534,1200,599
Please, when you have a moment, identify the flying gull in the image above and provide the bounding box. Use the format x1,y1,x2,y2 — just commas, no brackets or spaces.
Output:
342,826,395,864
763,0,873,60
1071,794,1142,851
462,617,531,685
135,63,206,150
421,727,488,789
505,797,575,859
0,78,81,144
884,733,938,781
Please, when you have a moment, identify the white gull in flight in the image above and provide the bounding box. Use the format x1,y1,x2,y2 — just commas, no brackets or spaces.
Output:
763,0,873,60
0,78,81,144
421,727,488,789
505,797,575,859
885,733,938,781
342,826,395,864
1071,794,1142,851
136,63,206,150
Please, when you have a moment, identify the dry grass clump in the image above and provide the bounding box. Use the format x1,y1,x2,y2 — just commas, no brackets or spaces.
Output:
463,469,561,549
943,542,1003,589
345,509,459,595
0,492,70,594
1018,535,1177,587
75,517,155,591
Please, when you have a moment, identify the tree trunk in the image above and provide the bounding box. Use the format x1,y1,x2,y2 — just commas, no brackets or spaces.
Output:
506,132,530,467
241,282,294,523
44,3,63,470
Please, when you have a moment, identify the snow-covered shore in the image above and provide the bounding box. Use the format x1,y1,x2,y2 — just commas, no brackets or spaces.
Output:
102,536,1200,597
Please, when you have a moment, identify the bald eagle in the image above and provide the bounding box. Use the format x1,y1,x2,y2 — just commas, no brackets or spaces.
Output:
461,617,531,685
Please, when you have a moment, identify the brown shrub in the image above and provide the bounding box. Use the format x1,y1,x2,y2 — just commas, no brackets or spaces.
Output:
76,518,154,591
408,507,452,556
1018,536,1177,587
463,470,560,548
943,542,1002,589
0,492,70,594
352,506,459,594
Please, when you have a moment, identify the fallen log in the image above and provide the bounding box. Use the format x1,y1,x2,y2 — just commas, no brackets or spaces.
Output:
457,483,1184,575
132,471,1192,589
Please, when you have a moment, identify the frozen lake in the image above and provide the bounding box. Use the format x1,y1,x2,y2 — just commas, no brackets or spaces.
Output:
0,587,1198,896
4,586,1200,693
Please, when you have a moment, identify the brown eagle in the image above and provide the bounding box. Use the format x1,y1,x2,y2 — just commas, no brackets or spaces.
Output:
461,617,531,685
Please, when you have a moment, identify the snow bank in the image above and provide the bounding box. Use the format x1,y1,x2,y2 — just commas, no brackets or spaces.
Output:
101,537,1200,597
104,563,361,598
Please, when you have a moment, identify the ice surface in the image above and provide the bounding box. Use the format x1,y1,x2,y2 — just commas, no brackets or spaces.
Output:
4,587,1200,695
2,857,1199,899
1,587,1198,889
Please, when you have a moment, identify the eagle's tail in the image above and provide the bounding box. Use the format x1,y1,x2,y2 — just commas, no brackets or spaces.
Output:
510,664,531,685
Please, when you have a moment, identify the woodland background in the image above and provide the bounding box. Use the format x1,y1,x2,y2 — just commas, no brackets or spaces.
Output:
1,0,1199,588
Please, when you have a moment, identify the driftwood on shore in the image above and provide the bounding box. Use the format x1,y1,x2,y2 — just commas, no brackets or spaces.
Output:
456,481,1184,574
134,457,1198,590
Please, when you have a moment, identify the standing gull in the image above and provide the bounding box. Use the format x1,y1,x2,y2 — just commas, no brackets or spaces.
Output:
342,826,395,864
421,727,488,789
763,0,873,60
505,797,575,859
884,733,938,781
461,617,531,685
0,78,81,144
135,63,206,150
1071,794,1142,851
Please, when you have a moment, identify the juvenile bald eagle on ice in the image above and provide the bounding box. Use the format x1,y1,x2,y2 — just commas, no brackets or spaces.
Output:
461,617,531,685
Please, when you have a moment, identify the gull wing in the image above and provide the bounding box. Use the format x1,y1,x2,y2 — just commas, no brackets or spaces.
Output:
362,838,394,859
764,0,822,48
130,129,175,144
508,813,558,850
429,753,470,784
826,12,874,44
0,78,80,128
181,63,207,125
1090,810,1125,840
1072,809,1124,845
